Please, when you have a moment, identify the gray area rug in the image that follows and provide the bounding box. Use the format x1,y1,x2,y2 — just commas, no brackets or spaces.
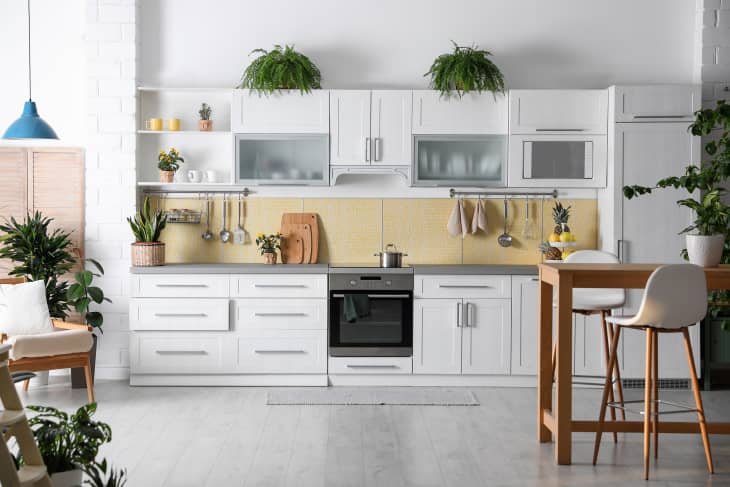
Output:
266,387,480,406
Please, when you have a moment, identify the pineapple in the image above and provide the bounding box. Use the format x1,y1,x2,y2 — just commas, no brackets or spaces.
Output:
552,201,572,234
539,241,563,261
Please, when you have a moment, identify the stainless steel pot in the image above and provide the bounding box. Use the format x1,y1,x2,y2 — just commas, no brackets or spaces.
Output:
374,243,408,268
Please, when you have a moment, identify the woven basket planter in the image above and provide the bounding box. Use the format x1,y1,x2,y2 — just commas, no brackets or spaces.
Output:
131,242,165,266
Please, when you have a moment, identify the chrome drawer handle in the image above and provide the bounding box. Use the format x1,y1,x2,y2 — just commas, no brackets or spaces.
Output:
155,350,207,355
253,284,307,288
154,313,208,317
535,128,586,132
633,115,688,119
438,285,492,289
254,312,308,317
155,284,209,288
254,350,307,354
346,364,399,369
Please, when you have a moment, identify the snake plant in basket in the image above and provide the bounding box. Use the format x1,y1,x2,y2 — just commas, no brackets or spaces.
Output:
127,196,167,267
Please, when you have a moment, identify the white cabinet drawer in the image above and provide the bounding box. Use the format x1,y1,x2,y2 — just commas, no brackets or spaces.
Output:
234,298,326,330
612,85,700,122
509,89,608,134
132,275,230,298
412,90,508,134
231,90,329,133
328,356,412,374
130,298,229,331
415,275,511,299
131,333,227,374
236,330,326,374
231,274,327,298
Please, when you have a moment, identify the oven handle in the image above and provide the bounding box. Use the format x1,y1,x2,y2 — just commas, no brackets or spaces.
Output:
331,294,411,299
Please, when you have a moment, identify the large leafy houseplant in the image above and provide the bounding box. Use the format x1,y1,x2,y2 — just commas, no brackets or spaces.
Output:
17,403,112,474
238,44,322,95
425,41,506,98
0,212,75,319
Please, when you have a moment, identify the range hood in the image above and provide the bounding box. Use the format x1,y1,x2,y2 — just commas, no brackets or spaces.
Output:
330,166,411,186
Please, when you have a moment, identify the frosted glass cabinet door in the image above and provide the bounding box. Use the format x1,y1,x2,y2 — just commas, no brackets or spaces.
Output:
235,134,329,185
412,135,507,187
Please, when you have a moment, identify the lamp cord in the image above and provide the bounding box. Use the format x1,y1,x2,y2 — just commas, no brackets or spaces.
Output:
27,0,32,101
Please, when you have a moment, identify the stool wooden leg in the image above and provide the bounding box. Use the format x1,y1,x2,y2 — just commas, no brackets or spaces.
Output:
682,327,713,474
600,314,618,443
551,342,557,382
643,328,654,480
22,379,30,391
653,331,659,460
592,324,621,465
84,357,95,404
609,322,627,422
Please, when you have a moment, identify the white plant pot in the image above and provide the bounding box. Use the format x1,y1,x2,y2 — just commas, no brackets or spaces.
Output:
686,234,725,267
50,469,83,487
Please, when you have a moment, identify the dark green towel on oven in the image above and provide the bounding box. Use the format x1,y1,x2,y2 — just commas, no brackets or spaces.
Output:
344,294,370,323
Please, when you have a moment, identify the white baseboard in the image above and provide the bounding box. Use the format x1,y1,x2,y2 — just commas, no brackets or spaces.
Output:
95,366,130,380
328,374,539,387
129,374,328,386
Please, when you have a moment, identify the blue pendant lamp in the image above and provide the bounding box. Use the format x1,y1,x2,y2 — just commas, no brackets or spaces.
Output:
3,0,58,139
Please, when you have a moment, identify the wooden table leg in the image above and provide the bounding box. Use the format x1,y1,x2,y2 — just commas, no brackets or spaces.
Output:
538,274,554,443
555,272,573,465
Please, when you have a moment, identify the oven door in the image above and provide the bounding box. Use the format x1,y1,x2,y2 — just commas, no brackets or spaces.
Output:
329,291,413,357
508,134,607,188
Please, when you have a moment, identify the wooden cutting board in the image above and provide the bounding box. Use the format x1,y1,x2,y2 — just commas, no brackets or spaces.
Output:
279,222,304,264
281,213,319,263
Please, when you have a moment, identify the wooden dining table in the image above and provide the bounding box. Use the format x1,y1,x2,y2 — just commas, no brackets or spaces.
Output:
537,262,730,465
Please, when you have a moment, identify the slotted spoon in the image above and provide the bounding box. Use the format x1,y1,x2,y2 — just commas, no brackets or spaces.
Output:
497,197,513,247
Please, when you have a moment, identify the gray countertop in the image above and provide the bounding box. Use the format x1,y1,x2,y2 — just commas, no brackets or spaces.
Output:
130,263,330,274
130,263,537,275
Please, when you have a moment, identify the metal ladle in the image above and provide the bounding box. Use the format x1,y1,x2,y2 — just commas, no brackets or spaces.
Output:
202,197,213,241
219,196,231,243
498,197,513,247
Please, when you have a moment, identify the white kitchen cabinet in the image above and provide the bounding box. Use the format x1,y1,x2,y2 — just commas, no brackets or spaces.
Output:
130,333,230,374
511,276,539,375
572,313,606,378
131,274,230,298
329,90,412,166
612,85,700,123
328,356,413,374
413,299,462,374
416,275,511,299
412,90,508,135
461,299,511,375
509,89,608,134
231,89,329,133
130,298,230,331
230,274,327,299
234,298,327,330
236,330,327,374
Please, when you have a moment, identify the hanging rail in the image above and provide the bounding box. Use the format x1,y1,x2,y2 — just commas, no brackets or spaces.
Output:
140,187,253,198
449,188,558,199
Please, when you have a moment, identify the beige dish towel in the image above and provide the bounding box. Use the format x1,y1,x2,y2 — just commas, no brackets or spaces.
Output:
471,199,488,234
447,199,468,238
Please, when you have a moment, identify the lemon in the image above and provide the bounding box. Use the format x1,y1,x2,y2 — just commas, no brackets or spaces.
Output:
559,232,573,243
549,233,561,243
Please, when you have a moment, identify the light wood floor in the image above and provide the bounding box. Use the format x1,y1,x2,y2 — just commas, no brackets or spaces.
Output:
18,381,730,486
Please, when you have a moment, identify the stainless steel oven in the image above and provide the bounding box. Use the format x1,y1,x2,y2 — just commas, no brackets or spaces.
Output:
328,270,413,357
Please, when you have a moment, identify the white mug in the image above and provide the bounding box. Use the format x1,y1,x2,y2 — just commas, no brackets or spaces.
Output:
205,170,217,183
187,170,203,183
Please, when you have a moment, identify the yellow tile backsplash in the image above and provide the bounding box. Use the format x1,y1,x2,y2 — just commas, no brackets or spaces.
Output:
153,197,597,265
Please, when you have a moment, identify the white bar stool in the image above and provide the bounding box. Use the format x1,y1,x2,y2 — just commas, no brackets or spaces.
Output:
552,250,627,442
592,264,713,480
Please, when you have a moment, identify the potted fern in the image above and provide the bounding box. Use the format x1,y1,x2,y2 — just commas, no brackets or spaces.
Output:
198,102,212,131
425,41,506,98
237,44,322,95
127,196,167,266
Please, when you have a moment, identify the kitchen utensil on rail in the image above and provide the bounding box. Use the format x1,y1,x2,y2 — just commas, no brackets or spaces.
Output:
281,213,320,263
241,198,251,244
201,197,213,241
471,197,487,234
521,196,535,239
234,195,245,245
498,197,513,247
219,196,231,243
374,243,408,268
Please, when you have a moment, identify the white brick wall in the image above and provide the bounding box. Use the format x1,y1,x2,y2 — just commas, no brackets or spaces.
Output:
85,0,138,379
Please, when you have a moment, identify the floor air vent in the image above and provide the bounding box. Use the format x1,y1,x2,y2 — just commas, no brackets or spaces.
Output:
621,378,690,390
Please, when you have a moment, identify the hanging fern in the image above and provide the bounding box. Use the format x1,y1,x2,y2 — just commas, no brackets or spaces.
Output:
238,44,322,95
425,41,506,98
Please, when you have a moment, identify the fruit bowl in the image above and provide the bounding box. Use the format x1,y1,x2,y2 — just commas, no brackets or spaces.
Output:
548,241,577,248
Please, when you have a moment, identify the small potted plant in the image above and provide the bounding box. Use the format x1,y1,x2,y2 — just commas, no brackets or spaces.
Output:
256,232,282,264
425,41,506,98
157,147,184,183
198,102,213,131
16,403,112,487
238,44,322,95
127,196,167,267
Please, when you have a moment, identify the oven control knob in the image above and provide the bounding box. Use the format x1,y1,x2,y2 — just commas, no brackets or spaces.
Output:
349,280,357,286
385,280,392,286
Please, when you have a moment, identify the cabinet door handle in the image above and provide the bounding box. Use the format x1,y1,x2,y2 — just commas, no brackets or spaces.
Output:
254,350,307,354
155,284,208,288
530,278,539,282
155,350,207,355
439,284,492,289
633,115,688,119
456,301,462,327
365,137,371,162
617,239,625,263
154,313,207,318
374,138,381,162
346,364,398,369
466,302,474,328
253,284,307,288
535,128,586,132
254,312,308,317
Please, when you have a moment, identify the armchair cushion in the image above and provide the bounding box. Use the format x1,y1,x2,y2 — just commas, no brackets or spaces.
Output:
0,280,53,336
8,329,93,360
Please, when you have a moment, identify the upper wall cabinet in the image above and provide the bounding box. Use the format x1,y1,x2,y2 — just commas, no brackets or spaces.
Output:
509,90,608,134
330,90,412,166
412,91,508,135
611,85,700,122
231,90,330,133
